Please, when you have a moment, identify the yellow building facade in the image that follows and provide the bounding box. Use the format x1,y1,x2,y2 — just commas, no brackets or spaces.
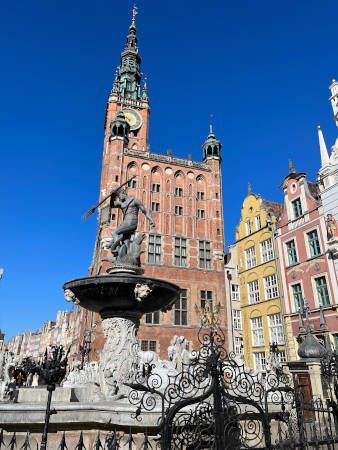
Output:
235,190,286,371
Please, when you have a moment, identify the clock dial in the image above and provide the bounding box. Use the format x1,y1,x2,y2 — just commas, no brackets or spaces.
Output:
122,108,143,131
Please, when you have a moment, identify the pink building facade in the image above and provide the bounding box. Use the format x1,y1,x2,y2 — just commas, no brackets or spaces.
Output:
276,163,338,359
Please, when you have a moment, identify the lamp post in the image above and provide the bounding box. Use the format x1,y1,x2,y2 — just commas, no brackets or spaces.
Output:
40,346,68,450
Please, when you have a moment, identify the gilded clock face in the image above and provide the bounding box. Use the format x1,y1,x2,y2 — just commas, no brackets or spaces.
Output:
122,108,143,131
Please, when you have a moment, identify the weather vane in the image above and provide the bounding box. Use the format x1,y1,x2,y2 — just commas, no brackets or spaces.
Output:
132,4,138,26
210,114,214,133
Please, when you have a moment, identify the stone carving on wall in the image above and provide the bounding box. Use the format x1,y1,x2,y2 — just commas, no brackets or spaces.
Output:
99,317,139,398
327,214,338,241
0,350,16,402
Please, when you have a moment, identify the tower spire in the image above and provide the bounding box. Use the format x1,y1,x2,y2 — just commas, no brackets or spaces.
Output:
317,125,330,167
288,159,295,174
111,6,144,101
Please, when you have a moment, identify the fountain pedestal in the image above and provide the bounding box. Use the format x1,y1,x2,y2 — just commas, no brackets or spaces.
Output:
63,273,180,399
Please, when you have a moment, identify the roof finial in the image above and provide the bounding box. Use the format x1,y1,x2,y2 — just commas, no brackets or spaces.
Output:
209,114,214,134
248,182,251,194
131,4,138,29
288,159,295,174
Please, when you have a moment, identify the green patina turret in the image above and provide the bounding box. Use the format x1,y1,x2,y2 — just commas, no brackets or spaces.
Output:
111,6,147,101
110,110,130,142
202,125,222,161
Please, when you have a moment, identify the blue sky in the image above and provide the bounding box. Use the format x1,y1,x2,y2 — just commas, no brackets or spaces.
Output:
1,0,337,341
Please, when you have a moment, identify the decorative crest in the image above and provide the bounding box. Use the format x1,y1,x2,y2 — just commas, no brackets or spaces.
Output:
195,301,222,331
248,181,252,194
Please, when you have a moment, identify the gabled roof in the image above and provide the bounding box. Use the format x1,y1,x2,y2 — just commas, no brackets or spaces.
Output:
307,181,319,200
261,199,283,219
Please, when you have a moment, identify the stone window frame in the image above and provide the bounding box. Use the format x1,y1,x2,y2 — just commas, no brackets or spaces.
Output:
147,234,161,264
260,238,274,263
292,197,303,219
174,237,187,267
199,240,211,269
245,246,257,269
197,209,205,219
145,311,160,325
253,351,266,372
304,225,322,259
251,316,265,347
200,290,213,309
255,215,262,231
151,202,160,212
263,274,279,300
311,273,331,307
140,340,157,352
175,187,183,197
197,191,205,200
267,313,284,345
289,280,304,313
234,336,243,355
174,289,188,326
151,183,161,193
284,238,299,267
233,310,242,330
248,280,260,304
231,284,240,301
175,205,183,216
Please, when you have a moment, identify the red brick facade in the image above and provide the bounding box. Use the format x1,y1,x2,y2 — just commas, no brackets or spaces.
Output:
78,22,227,360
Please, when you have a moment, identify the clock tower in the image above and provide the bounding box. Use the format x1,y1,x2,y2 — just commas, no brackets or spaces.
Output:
83,8,227,361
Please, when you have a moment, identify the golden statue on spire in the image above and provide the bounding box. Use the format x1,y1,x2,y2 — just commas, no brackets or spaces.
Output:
131,4,138,27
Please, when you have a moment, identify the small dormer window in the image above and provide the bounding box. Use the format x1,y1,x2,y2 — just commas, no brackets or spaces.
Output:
292,198,302,219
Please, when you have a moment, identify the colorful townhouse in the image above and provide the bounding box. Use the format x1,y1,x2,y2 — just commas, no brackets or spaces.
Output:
276,161,338,358
235,186,285,371
317,79,338,277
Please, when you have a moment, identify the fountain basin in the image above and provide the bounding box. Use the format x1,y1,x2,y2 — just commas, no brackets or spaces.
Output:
63,273,180,320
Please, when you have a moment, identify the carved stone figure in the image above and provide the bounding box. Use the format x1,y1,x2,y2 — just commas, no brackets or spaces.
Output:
168,336,192,371
99,317,139,398
63,361,99,387
327,214,338,240
64,289,80,305
134,282,153,302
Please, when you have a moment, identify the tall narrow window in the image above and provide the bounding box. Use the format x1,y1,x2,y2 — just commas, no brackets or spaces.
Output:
231,285,240,301
128,179,137,189
248,280,260,304
175,187,183,197
245,246,257,269
234,337,243,355
292,198,303,218
197,191,205,200
233,310,242,330
255,215,261,230
315,276,330,306
251,317,264,347
260,238,274,263
268,313,284,344
254,352,266,371
200,290,213,308
199,240,211,269
264,274,279,300
286,240,298,266
174,289,188,325
292,283,303,311
197,209,205,219
216,210,220,218
246,221,252,235
174,238,187,267
151,183,160,192
307,230,321,257
148,235,161,264
145,311,160,325
175,205,183,215
151,202,160,212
